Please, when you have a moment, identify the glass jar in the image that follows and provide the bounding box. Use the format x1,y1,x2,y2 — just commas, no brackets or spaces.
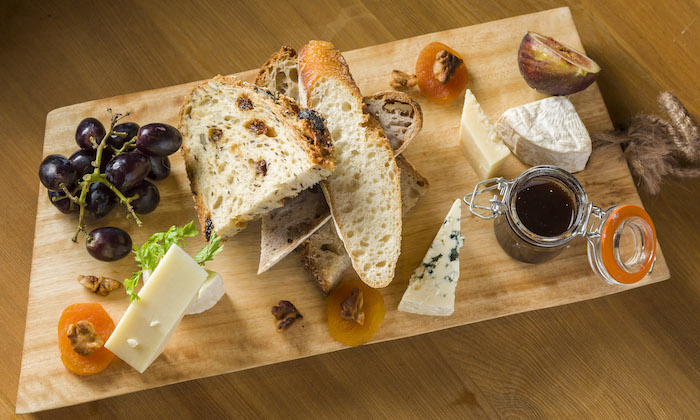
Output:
464,166,657,285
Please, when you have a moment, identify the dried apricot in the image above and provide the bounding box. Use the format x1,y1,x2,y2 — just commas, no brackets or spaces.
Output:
327,280,385,347
415,42,469,104
58,303,115,376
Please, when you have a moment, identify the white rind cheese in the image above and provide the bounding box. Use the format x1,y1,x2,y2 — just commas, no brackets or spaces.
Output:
459,89,511,180
496,96,592,173
185,270,226,315
398,199,465,316
105,244,208,373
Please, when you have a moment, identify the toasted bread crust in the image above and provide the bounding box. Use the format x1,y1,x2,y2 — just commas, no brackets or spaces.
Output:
178,75,334,239
255,45,298,89
298,41,363,108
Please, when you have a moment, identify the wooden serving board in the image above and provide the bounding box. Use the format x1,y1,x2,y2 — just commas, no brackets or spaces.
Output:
17,7,670,413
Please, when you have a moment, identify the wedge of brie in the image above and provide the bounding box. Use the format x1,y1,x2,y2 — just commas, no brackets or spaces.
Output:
496,96,591,173
398,199,465,316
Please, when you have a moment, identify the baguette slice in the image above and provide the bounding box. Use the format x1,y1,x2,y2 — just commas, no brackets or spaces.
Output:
298,40,402,288
299,155,429,294
178,75,334,239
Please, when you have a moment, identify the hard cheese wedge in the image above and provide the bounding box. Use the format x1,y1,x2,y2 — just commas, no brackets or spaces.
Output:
495,96,592,173
398,199,465,316
459,89,511,180
105,244,208,373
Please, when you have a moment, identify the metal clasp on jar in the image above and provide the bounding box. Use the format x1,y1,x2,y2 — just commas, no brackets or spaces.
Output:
462,177,513,220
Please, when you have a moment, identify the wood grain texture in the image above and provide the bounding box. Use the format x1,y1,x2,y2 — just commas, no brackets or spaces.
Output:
1,0,698,418
14,8,672,413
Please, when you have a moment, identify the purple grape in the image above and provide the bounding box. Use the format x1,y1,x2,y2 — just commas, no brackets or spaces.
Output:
85,182,117,218
136,123,182,156
39,154,76,191
129,180,160,214
108,122,140,149
68,149,96,179
76,118,106,150
105,152,151,192
146,155,170,181
48,189,78,214
86,227,132,262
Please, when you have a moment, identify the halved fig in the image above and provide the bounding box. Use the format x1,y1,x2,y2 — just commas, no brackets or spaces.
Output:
518,31,601,96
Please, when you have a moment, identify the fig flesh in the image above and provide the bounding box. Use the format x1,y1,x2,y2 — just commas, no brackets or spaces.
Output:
518,31,600,96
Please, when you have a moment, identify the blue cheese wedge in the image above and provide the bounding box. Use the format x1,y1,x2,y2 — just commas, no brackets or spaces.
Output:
398,199,465,316
495,96,591,173
104,244,208,373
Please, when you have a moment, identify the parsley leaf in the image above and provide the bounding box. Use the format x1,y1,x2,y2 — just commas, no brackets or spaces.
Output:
124,221,222,302
193,231,223,265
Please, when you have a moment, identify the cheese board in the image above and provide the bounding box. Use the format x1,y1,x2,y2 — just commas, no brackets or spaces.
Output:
17,7,670,413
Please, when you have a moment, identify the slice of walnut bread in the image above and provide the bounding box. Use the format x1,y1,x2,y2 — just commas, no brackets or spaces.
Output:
363,91,423,156
178,75,334,239
258,185,330,274
299,155,429,294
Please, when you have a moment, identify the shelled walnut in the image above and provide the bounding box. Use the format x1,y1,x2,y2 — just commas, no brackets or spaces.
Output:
66,320,103,356
433,49,463,84
339,288,365,325
271,300,303,332
78,275,122,296
390,70,418,89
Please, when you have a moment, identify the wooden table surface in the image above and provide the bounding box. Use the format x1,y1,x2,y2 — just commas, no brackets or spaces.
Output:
1,0,698,418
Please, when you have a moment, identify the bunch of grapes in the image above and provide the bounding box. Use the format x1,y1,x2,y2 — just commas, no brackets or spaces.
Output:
38,109,182,262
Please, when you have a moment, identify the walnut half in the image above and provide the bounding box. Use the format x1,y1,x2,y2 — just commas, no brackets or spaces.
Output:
433,49,463,84
390,70,418,90
339,288,365,325
271,300,303,332
78,275,122,296
66,320,103,356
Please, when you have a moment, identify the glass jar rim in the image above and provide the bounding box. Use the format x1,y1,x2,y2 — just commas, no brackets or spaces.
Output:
502,166,589,248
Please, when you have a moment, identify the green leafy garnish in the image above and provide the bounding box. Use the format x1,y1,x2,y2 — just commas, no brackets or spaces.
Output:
124,221,223,302
193,232,224,265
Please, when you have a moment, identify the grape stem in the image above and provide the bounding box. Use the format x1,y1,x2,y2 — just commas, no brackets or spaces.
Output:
70,108,142,242
113,137,137,156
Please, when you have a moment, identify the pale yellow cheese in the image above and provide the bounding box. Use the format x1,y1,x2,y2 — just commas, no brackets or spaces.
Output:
104,244,208,373
458,89,511,179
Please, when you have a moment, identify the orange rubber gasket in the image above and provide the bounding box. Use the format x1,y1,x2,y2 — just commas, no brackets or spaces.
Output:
600,205,656,284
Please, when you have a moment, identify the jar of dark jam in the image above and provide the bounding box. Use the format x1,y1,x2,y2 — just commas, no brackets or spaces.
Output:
464,166,657,285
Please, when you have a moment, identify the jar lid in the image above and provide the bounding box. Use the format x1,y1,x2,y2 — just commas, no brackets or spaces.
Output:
587,205,656,285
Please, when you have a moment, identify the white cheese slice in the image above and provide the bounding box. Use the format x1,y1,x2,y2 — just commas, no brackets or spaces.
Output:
143,268,226,315
495,96,592,173
105,244,208,373
398,199,465,316
459,89,511,180
185,270,226,315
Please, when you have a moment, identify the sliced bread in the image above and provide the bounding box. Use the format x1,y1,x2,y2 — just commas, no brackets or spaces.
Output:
255,46,299,101
258,185,330,274
256,48,424,274
363,91,423,155
298,40,403,288
299,155,429,294
178,75,334,239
